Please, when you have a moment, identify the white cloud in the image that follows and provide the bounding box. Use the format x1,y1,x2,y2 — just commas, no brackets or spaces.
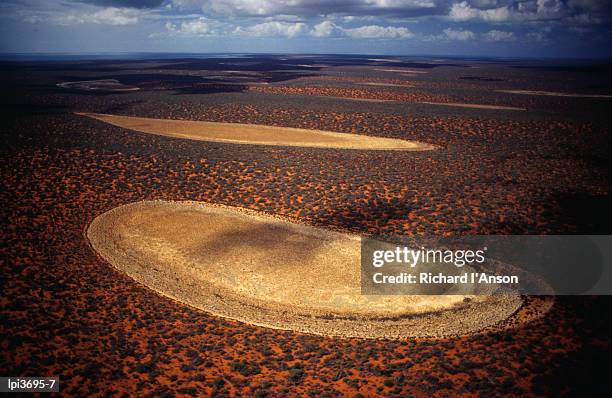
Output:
448,1,510,22
446,0,610,24
442,27,475,40
171,0,440,18
14,0,612,36
15,3,146,26
365,0,437,8
151,18,414,40
483,29,515,41
310,20,336,37
165,17,214,36
536,0,563,16
342,25,413,39
470,0,499,7
233,21,307,38
148,15,228,37
55,7,141,25
173,0,287,17
427,26,516,42
310,20,413,39
262,14,303,22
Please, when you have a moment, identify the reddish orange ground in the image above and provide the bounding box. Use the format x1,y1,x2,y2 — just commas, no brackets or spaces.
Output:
2,57,611,396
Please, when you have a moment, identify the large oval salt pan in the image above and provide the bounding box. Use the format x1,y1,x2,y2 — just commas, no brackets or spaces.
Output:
77,112,436,151
87,201,522,338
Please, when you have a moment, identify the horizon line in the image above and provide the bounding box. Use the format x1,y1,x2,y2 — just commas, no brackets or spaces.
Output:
1,51,611,62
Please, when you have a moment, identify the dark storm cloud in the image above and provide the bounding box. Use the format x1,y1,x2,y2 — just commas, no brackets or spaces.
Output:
78,0,164,9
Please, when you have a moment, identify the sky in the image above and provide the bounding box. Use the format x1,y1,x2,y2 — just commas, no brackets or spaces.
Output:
0,0,611,58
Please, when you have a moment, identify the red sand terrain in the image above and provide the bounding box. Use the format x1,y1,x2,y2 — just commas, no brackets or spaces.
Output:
1,57,611,396
246,85,452,103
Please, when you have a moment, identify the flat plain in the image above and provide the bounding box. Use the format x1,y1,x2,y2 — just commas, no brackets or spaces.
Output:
1,54,611,396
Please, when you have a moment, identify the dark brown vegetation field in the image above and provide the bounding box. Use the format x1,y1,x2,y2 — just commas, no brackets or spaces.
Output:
1,55,611,397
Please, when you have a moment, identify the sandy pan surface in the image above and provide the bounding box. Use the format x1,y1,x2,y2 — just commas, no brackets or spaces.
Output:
87,200,526,339
498,90,612,98
374,68,429,74
77,112,435,151
57,79,140,92
420,101,526,111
